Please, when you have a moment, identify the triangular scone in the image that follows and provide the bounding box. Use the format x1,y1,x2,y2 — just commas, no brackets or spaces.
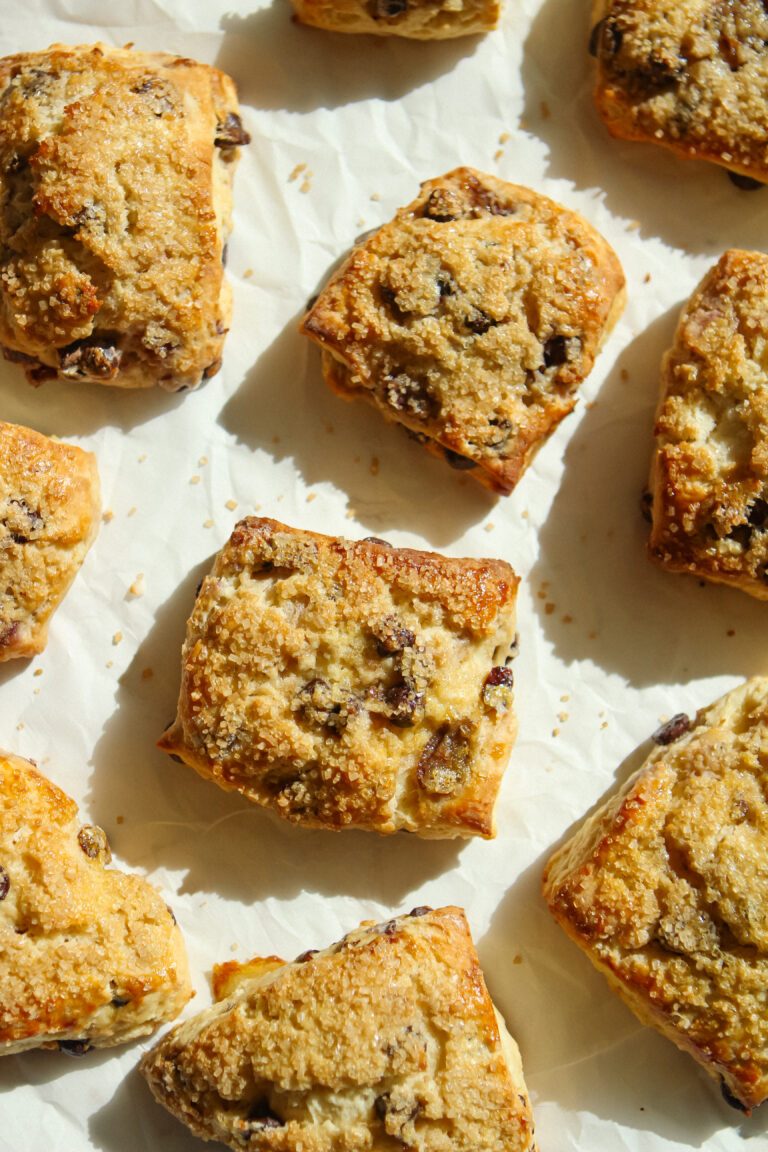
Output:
300,168,624,495
158,517,519,839
141,906,537,1151
543,678,768,1113
0,751,192,1055
290,0,499,39
591,2,768,185
0,420,100,659
648,250,768,600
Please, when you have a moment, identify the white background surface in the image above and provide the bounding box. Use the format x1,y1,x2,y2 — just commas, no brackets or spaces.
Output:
1,1,767,1148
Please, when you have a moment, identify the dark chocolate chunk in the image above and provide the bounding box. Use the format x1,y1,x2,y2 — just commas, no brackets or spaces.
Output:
444,447,477,471
720,1078,750,1113
111,994,131,1008
384,681,425,727
748,498,768,528
58,1039,92,1057
422,187,464,222
436,273,455,298
465,309,497,335
641,490,653,523
0,865,9,901
589,18,605,57
246,1099,285,1129
651,713,691,745
727,170,764,191
602,18,623,55
543,335,569,369
372,0,408,16
727,522,753,548
380,284,408,321
214,112,251,148
382,372,438,420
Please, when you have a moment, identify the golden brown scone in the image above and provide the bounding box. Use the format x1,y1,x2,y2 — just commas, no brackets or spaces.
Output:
648,250,768,600
0,43,249,391
291,0,500,39
300,168,625,495
543,678,768,1113
141,906,537,1151
159,516,518,838
591,1,768,185
0,750,192,1056
0,420,99,660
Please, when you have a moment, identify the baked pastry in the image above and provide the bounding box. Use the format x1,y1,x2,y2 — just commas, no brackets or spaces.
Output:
141,905,537,1151
0,420,100,660
591,1,768,185
300,168,625,495
159,516,518,838
0,750,192,1055
543,677,768,1113
291,0,500,39
0,43,249,391
648,250,768,600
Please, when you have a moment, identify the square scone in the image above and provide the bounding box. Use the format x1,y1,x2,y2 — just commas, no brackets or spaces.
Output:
300,168,625,495
141,906,537,1152
291,0,500,39
591,1,768,185
0,43,249,391
648,249,768,600
543,678,768,1113
159,517,519,838
0,420,100,660
1,750,192,1055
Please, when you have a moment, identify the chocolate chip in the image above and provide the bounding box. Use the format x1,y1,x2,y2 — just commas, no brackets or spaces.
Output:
602,18,623,54
372,0,408,16
58,1040,92,1057
374,1095,389,1120
362,536,392,547
295,949,318,963
77,825,111,863
59,341,122,381
169,754,184,765
444,447,477,471
380,284,408,321
465,309,497,335
720,1078,750,1113
652,713,691,745
727,522,753,548
727,171,764,191
641,490,653,523
543,335,569,368
409,905,432,917
0,865,9,901
482,666,514,712
748,498,768,528
215,112,250,148
588,18,605,57
422,187,463,222
111,994,130,1007
246,1099,285,1128
417,723,472,795
373,616,415,656
382,372,438,420
436,273,454,298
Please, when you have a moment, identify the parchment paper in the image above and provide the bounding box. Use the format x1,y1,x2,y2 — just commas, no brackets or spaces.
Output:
1,1,767,1149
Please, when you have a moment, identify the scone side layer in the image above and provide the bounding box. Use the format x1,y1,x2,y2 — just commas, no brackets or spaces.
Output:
291,0,500,39
140,906,536,1151
543,678,768,1110
301,167,625,495
0,750,192,1053
159,516,519,838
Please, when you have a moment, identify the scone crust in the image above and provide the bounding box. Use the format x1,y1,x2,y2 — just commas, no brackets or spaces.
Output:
0,750,192,1054
0,43,247,391
291,0,500,39
592,0,768,183
648,249,768,600
301,168,624,495
0,420,100,660
140,906,536,1151
159,516,519,838
543,678,768,1112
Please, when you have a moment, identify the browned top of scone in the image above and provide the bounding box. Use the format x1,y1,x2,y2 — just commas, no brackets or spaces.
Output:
543,678,768,1111
140,906,536,1152
0,419,100,660
592,0,768,182
301,168,624,494
291,0,500,39
0,43,246,389
160,517,519,838
0,750,191,1053
649,249,768,600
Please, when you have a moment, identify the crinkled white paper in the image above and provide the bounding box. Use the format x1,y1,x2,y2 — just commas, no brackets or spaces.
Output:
1,1,767,1149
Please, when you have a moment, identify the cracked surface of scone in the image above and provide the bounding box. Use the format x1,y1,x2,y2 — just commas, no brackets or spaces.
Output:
0,420,99,660
290,0,500,39
0,750,192,1055
591,0,768,184
0,42,249,391
140,905,537,1151
542,678,768,1113
159,516,518,838
648,249,768,601
300,168,625,495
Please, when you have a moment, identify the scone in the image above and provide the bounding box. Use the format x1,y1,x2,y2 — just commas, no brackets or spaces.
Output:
648,250,768,601
291,0,500,39
300,168,625,495
141,906,537,1151
543,678,768,1113
0,43,249,391
0,750,192,1055
159,516,518,838
0,420,100,660
591,1,768,185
